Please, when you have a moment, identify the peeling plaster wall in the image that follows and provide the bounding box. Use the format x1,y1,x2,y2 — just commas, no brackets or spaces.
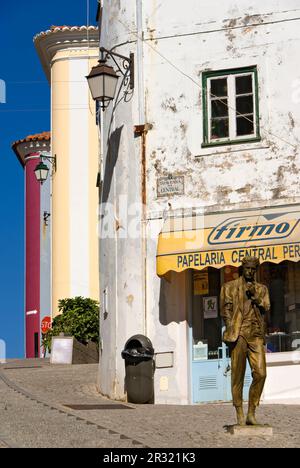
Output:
99,0,145,397
98,119,145,399
142,1,300,212
99,0,300,403
146,219,191,404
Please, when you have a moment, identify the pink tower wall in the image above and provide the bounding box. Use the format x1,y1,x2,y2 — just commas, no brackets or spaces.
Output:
25,155,40,358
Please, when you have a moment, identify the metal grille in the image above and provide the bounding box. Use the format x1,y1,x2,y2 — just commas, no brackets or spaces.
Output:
244,374,252,387
3,366,42,370
63,404,134,410
199,376,217,390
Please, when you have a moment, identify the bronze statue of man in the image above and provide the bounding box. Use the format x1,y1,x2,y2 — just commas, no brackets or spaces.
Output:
220,256,270,426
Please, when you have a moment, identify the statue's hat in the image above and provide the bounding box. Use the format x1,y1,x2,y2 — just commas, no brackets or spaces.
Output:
241,256,260,267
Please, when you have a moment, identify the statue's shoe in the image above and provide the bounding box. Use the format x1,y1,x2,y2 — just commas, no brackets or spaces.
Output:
246,413,259,425
237,416,246,426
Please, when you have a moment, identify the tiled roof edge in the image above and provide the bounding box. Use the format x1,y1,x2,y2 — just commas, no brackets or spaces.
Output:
33,26,98,42
12,131,51,148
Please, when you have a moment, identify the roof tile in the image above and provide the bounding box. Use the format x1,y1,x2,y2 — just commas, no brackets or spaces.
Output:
34,25,98,42
12,131,51,148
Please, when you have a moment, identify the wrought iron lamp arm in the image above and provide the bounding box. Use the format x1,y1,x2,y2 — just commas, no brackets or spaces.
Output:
100,47,134,90
24,154,56,172
42,155,57,172
100,46,131,65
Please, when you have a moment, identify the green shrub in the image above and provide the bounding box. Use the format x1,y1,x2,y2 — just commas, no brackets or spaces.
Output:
43,296,99,352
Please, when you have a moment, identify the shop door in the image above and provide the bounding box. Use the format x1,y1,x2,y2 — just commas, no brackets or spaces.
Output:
191,326,252,404
190,325,232,403
190,269,251,404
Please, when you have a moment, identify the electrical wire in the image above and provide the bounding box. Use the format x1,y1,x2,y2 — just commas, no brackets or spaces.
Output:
0,108,50,113
2,3,97,116
6,80,91,83
0,107,91,112
2,8,299,151
115,15,298,150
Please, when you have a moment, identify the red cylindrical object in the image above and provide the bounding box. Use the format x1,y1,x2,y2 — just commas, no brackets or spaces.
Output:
25,154,40,358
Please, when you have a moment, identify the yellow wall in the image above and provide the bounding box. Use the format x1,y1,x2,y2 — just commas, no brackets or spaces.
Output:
51,48,99,316
51,57,70,315
88,56,100,301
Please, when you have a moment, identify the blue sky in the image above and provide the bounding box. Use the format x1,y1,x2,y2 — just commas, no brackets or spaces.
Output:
0,1,97,358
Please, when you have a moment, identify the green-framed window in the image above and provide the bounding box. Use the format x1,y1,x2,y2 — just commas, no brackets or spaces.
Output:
202,66,260,147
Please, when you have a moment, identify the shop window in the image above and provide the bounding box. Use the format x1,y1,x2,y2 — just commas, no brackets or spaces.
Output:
191,262,300,357
259,262,300,353
202,66,260,146
192,268,222,359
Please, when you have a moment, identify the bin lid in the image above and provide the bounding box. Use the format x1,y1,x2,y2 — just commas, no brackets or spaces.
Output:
123,334,154,354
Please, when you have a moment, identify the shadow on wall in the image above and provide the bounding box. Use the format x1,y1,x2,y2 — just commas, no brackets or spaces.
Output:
159,271,191,326
102,125,124,204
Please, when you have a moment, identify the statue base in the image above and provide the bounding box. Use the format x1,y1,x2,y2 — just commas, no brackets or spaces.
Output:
226,424,273,436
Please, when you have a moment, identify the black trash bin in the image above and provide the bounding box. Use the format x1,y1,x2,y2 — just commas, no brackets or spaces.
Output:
121,335,155,404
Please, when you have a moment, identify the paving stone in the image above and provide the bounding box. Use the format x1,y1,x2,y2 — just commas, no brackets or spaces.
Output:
0,359,299,448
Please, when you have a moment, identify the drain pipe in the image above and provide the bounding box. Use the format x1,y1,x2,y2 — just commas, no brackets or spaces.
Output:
136,0,145,124
136,0,148,337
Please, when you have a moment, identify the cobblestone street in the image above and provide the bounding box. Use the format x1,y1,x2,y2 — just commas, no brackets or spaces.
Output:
0,359,299,448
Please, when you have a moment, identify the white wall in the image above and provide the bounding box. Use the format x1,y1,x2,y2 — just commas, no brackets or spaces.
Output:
99,0,300,403
263,352,300,403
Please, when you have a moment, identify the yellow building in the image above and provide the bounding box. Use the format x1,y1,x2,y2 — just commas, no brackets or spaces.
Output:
34,26,99,316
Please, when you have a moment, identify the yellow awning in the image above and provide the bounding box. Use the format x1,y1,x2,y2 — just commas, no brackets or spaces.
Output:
157,205,300,276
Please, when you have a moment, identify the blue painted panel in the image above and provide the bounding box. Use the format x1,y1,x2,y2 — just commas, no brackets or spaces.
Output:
192,347,252,403
190,323,253,403
192,359,227,403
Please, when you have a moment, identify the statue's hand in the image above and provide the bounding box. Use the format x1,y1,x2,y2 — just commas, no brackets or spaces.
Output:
246,282,256,297
246,282,263,309
252,297,262,308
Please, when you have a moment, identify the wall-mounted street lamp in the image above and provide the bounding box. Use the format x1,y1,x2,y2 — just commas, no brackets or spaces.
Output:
86,46,134,110
34,161,50,184
25,153,56,185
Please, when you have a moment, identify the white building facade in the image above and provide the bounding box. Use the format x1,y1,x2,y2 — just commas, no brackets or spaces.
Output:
98,0,300,404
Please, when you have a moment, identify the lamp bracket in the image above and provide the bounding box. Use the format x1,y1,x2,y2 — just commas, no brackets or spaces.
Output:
24,153,56,172
100,46,134,90
41,154,57,173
